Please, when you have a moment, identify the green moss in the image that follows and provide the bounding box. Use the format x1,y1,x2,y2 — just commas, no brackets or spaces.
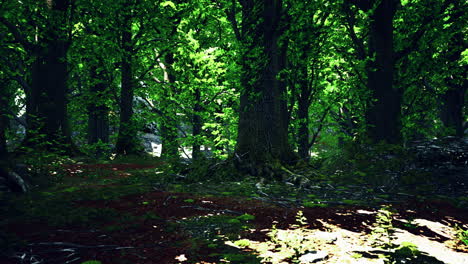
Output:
237,214,255,221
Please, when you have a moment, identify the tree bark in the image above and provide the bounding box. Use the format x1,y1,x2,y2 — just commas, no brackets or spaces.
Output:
115,11,140,155
160,53,179,159
365,0,401,144
236,0,294,165
87,67,110,145
297,92,310,161
0,82,9,162
192,87,203,161
21,0,74,152
439,3,467,138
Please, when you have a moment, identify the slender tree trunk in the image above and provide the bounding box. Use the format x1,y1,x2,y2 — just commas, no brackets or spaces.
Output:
192,87,202,161
0,83,9,161
365,0,401,144
236,0,293,165
115,13,140,155
297,93,310,161
440,30,467,138
87,68,110,145
160,53,179,159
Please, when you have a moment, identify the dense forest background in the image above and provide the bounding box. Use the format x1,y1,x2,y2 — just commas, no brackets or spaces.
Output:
0,0,467,180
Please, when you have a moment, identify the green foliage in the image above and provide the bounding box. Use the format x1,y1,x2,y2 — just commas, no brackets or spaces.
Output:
453,224,468,246
237,213,255,222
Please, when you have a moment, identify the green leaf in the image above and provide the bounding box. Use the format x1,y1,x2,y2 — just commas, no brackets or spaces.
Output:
161,1,176,9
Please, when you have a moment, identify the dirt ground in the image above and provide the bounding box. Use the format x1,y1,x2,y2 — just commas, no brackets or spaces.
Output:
2,163,467,264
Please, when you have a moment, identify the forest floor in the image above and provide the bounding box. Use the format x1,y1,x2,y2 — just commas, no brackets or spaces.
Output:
1,160,467,264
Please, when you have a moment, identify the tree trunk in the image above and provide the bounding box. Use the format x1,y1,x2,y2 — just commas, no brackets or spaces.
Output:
297,93,310,161
22,0,73,152
192,87,202,161
365,0,401,144
160,53,179,159
440,27,467,137
236,0,293,164
0,82,9,162
115,13,140,155
87,67,110,145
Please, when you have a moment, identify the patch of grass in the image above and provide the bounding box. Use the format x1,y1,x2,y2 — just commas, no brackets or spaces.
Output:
80,260,102,264
342,199,363,205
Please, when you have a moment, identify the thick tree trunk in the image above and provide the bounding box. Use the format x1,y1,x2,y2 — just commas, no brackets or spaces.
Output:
115,15,140,155
160,53,179,159
192,87,202,161
87,68,110,145
365,0,401,144
236,0,293,164
22,0,73,152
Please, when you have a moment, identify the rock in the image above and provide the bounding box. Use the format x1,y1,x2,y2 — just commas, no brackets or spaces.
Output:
0,165,30,193
298,250,328,263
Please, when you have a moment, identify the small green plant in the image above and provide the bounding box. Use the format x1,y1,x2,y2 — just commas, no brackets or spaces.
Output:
183,198,195,203
453,224,468,246
263,211,315,262
371,206,396,249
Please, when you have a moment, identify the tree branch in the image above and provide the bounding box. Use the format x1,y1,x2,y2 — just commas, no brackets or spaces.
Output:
226,0,242,41
0,17,37,53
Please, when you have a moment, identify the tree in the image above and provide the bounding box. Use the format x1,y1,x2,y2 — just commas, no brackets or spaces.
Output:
0,80,9,161
115,0,140,155
1,0,75,151
346,0,401,144
284,0,335,160
87,66,110,145
233,0,293,165
438,0,467,137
